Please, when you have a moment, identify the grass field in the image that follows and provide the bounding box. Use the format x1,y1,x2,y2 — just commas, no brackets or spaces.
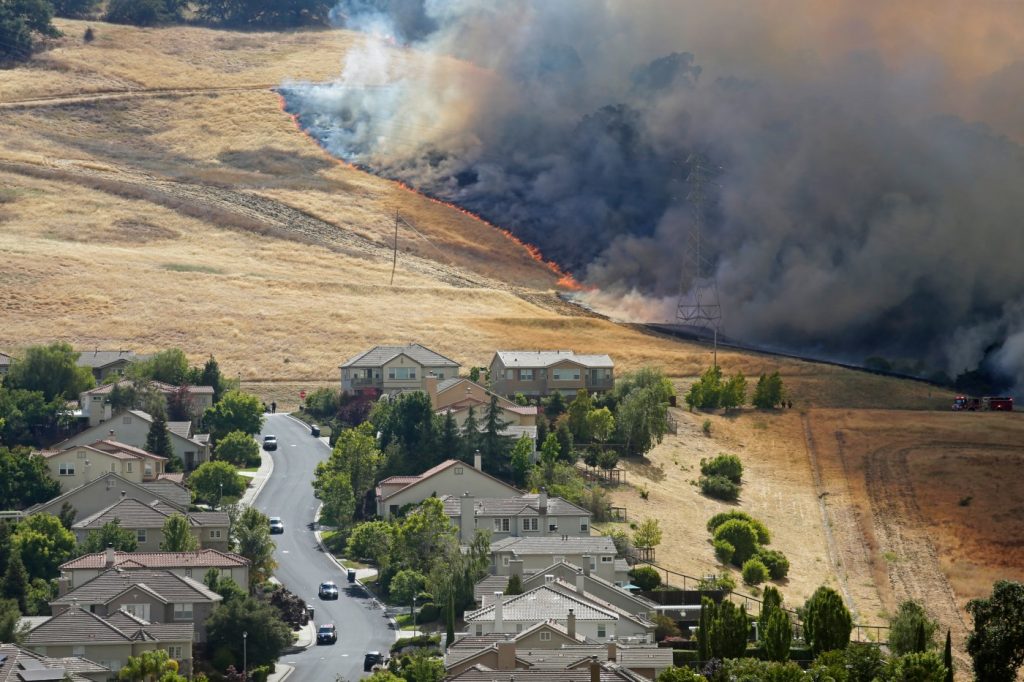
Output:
2,19,1021,675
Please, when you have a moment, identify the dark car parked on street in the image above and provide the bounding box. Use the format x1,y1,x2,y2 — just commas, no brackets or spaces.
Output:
364,651,385,671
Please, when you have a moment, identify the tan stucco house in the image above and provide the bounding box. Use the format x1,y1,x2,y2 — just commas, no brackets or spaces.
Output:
0,642,112,682
375,457,521,520
443,490,591,542
489,351,614,398
74,350,142,382
26,471,189,521
426,376,538,443
58,548,250,595
463,585,619,642
38,440,167,492
72,498,230,552
79,380,214,427
58,409,210,470
0,352,13,378
339,344,461,396
490,536,627,584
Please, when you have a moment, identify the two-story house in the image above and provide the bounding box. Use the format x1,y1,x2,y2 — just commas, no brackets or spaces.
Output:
463,585,619,642
0,643,112,682
74,350,142,382
71,498,230,552
339,344,461,397
426,376,537,443
58,547,250,595
37,440,167,492
443,490,591,542
489,351,614,398
376,456,521,520
489,536,627,584
58,410,210,470
26,472,190,521
79,380,214,427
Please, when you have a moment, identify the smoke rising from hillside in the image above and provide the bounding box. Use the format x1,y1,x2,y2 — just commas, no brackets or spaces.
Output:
282,1,1024,388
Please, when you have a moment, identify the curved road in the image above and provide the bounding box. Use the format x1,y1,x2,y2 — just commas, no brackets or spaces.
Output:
255,413,393,682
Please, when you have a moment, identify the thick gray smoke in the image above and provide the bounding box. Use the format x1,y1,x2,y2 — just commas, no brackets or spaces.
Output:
282,1,1024,390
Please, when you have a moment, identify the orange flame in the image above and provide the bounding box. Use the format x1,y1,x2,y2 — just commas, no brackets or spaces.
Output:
276,93,590,291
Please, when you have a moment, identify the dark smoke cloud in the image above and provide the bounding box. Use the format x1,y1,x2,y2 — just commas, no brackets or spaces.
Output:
281,1,1024,390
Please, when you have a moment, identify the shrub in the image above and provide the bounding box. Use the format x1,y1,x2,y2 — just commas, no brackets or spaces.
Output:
697,573,736,591
700,454,743,484
713,539,735,565
653,614,682,641
214,430,261,467
702,419,712,436
83,27,94,42
304,387,339,421
105,0,181,25
742,558,769,585
629,566,662,591
390,634,440,653
707,511,771,545
416,603,440,624
699,475,739,501
713,520,759,566
756,549,790,580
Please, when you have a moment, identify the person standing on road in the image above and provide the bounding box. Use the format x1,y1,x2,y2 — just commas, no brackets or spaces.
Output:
271,401,277,414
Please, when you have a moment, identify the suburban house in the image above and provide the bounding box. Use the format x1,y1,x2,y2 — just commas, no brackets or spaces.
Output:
0,352,12,378
0,643,111,682
376,456,520,520
339,344,461,396
78,380,214,427
71,497,230,552
74,350,142,382
443,489,592,542
426,375,538,443
463,585,619,641
26,472,190,521
50,568,221,646
25,607,194,676
58,548,250,595
37,440,167,492
490,536,628,585
446,662,647,682
489,351,615,397
57,410,211,470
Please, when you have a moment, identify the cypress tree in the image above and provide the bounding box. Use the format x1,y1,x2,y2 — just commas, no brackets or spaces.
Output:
2,548,28,613
445,593,455,650
914,619,928,653
697,597,715,663
943,630,953,682
764,607,792,662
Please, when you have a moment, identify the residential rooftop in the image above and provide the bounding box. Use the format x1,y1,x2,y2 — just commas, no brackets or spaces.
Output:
490,536,617,555
60,549,248,571
494,351,614,369
339,343,460,369
51,569,221,606
442,494,590,518
464,585,617,623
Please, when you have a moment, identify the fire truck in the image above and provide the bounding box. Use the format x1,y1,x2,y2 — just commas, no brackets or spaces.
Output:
952,396,1014,411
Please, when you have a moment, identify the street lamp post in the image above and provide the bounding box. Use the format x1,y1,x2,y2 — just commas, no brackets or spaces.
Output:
411,595,417,633
218,482,223,510
243,630,247,680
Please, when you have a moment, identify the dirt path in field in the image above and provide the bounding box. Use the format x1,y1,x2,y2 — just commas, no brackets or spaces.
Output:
0,84,276,110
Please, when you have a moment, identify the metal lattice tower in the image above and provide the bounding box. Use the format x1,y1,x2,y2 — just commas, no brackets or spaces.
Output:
676,153,722,331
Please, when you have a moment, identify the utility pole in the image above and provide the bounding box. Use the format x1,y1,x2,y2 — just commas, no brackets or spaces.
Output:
390,209,399,286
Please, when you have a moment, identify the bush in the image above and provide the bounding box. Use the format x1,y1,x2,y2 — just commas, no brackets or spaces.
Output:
707,511,771,545
713,539,735,565
304,387,339,421
699,475,739,501
700,454,743,483
390,634,440,653
629,566,662,591
713,520,759,566
697,573,736,591
416,602,440,624
215,431,260,467
654,614,682,641
742,558,769,585
104,0,182,25
756,549,790,580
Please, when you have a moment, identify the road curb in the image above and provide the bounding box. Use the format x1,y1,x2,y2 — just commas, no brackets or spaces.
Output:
241,431,275,507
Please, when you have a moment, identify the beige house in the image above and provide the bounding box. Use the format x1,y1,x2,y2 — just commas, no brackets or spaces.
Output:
25,607,194,676
74,350,141,383
50,568,221,647
490,536,627,584
489,351,614,398
72,498,230,552
58,409,210,470
426,376,538,443
27,471,190,521
38,440,167,492
376,457,521,520
464,585,619,641
339,344,461,396
443,490,591,542
58,548,250,595
0,643,111,682
446,661,643,682
0,352,12,378
79,380,214,427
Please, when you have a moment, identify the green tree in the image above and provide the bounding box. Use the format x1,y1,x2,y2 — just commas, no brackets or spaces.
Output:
24,577,54,616
0,597,28,643
2,547,28,613
803,585,853,655
400,498,456,571
205,596,291,670
480,396,513,473
200,355,227,403
555,422,574,463
943,630,953,682
504,574,523,596
566,389,593,442
763,607,792,662
118,648,180,681
882,651,948,682
203,390,264,442
303,387,338,421
390,569,425,607
130,348,189,385
393,649,445,682
586,407,615,444
889,600,938,655
966,579,1024,682
438,411,462,462
204,568,246,605
761,586,783,619
633,518,663,550
700,454,743,484
460,406,481,460
721,372,747,411
189,461,245,504
752,371,786,409
697,597,714,662
160,514,198,552
707,511,771,545
709,599,749,659
685,365,723,411
11,513,76,580
214,430,260,467
613,367,676,405
195,0,331,27
628,566,661,591
741,558,768,585
78,519,138,554
145,410,178,471
543,391,566,420
346,521,396,568
616,385,670,456
656,667,707,682
316,470,355,527
233,507,276,591
4,342,92,402
314,423,382,523
509,435,533,487
0,387,69,447
846,643,886,682
0,446,60,509
713,519,759,566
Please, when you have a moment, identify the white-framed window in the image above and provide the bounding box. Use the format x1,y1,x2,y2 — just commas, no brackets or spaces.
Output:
126,462,132,473
522,518,538,532
493,518,510,532
185,568,193,577
502,556,510,566
111,463,117,472
436,372,445,380
601,556,613,563
59,463,75,476
144,463,153,477
590,557,597,571
580,518,589,533
539,369,547,379
136,529,147,543
77,451,87,459
553,368,581,381
210,529,222,539
123,603,150,621
123,416,132,424
475,624,483,636
454,467,464,475
597,625,607,638
387,367,416,380
519,369,534,380
167,645,183,660
539,631,551,641
505,369,514,380
174,603,193,620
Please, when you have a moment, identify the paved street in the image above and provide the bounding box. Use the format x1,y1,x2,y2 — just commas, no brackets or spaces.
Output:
254,413,394,682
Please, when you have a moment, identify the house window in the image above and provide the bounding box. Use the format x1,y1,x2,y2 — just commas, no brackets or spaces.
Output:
210,529,222,539
436,372,445,380
539,631,551,642
454,467,464,475
505,369,514,380
519,369,534,380
174,603,193,620
123,603,150,621
502,556,510,566
77,451,87,459
475,625,483,636
522,518,538,532
580,518,589,533
185,569,192,577
111,463,117,473
126,462,132,473
552,368,581,381
590,557,597,571
144,463,153,477
597,625,607,638
601,556,613,563
388,367,416,380
167,646,183,660
516,624,523,633
123,416,132,424
136,529,147,543
59,463,75,476
493,518,510,532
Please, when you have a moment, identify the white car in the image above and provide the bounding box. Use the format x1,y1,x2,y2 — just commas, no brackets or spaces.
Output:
262,435,278,451
269,517,284,534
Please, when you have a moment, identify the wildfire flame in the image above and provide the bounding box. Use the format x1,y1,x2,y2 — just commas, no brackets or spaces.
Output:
276,93,589,291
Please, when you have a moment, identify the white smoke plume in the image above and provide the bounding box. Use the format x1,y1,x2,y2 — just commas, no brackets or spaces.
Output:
282,1,1024,390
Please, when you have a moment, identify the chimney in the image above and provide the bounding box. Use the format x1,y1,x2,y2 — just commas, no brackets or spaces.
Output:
425,374,439,403
121,490,126,499
496,638,516,670
567,608,576,639
473,450,482,471
108,429,115,439
575,569,586,594
105,545,116,568
493,592,504,633
589,658,601,682
582,555,591,577
607,641,617,662
538,487,548,514
509,559,523,579
460,492,475,542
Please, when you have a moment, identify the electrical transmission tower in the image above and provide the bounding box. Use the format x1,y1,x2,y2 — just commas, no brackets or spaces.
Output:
675,153,722,335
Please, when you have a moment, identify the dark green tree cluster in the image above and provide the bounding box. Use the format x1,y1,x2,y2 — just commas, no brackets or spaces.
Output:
966,579,1024,682
0,446,60,509
205,594,292,672
889,600,938,656
313,422,382,526
752,371,786,409
203,389,264,443
707,511,787,580
214,430,261,467
195,0,331,27
104,0,184,26
0,513,74,617
50,0,98,18
611,367,675,456
699,453,743,501
77,519,138,554
685,365,747,411
803,585,853,655
697,597,750,660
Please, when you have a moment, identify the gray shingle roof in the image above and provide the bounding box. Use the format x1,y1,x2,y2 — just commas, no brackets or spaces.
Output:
464,585,617,623
140,480,190,509
491,536,617,556
26,608,135,645
448,664,640,681
25,472,187,516
0,644,107,682
166,421,192,439
74,498,176,530
60,549,248,571
51,569,221,606
339,344,460,369
494,351,614,369
443,494,589,518
74,350,137,369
